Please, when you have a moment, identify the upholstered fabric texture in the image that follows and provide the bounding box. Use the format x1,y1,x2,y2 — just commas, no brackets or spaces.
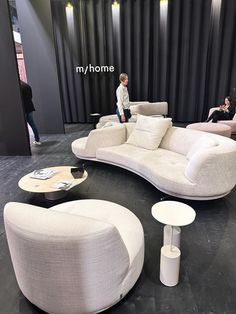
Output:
72,124,236,200
126,116,172,150
97,101,168,128
130,102,168,116
72,124,126,158
186,136,219,160
4,200,144,314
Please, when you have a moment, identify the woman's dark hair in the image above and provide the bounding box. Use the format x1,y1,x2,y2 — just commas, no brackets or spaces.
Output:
226,96,232,103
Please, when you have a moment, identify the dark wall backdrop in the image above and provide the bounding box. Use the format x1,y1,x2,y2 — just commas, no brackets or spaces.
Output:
16,0,65,134
0,0,30,156
51,0,236,123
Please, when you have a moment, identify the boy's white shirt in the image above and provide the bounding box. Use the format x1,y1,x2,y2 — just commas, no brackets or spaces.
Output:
116,83,130,115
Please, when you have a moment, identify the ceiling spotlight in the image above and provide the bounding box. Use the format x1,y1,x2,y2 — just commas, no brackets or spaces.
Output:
112,0,120,7
66,2,73,9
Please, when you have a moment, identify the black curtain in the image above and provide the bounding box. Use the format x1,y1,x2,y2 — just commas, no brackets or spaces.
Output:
51,0,236,123
51,0,116,123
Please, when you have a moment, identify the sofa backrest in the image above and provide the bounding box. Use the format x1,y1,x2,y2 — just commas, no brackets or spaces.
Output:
130,102,168,116
160,126,233,156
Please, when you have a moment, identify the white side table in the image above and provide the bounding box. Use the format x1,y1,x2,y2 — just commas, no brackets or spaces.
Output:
152,201,196,287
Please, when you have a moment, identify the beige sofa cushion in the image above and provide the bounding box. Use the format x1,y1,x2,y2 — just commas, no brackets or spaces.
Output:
126,115,172,150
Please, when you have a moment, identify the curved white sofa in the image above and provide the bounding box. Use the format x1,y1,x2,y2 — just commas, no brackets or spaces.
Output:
4,200,144,314
72,117,236,200
96,101,168,128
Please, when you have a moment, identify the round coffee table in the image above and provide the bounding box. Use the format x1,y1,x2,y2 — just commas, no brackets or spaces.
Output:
18,166,88,200
152,201,196,286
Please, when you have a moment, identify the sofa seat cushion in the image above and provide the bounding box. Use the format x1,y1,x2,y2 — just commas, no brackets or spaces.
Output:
97,145,197,193
97,144,153,174
140,149,197,196
126,116,172,150
97,144,228,197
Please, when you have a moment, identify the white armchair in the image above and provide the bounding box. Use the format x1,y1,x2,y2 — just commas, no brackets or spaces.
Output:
4,199,144,314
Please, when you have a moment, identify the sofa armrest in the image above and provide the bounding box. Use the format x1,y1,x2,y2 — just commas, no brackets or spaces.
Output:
85,124,126,156
185,145,236,195
130,102,168,116
72,124,126,159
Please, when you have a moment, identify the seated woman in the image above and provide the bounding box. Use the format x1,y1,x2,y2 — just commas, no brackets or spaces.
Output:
206,96,235,123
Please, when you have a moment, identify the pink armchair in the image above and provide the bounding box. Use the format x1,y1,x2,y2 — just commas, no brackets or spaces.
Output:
208,107,236,134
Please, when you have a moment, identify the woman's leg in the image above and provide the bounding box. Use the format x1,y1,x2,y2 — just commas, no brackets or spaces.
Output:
25,112,40,142
212,111,231,122
206,110,218,122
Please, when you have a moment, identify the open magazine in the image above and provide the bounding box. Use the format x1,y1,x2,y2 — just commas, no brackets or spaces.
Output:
30,169,56,180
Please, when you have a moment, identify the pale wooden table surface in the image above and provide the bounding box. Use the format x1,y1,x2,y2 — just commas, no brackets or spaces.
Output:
18,166,88,193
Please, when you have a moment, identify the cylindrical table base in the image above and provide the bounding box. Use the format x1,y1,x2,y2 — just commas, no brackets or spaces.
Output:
164,225,181,248
160,245,181,287
45,190,68,200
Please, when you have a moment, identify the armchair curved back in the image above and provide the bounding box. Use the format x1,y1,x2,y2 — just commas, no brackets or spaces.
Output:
4,202,130,314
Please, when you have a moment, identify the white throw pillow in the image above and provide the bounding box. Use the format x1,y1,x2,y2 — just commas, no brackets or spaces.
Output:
187,136,218,160
126,115,172,150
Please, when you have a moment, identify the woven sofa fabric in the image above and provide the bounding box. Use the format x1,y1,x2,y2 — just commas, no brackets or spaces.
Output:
97,101,168,128
71,123,236,199
50,199,145,297
186,136,219,160
4,201,144,314
96,128,236,198
72,124,126,159
130,102,168,116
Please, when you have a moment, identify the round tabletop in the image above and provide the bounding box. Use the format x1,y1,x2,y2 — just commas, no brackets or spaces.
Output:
151,201,196,227
18,166,88,193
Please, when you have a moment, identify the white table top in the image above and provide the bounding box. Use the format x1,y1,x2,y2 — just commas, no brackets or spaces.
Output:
152,201,196,227
18,166,88,193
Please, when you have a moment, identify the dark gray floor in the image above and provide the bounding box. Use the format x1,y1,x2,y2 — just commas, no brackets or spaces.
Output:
1,124,236,314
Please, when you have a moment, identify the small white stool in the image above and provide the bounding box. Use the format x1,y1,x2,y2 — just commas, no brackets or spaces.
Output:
152,201,196,287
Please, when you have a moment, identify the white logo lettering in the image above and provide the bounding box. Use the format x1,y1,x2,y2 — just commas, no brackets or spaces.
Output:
76,64,115,75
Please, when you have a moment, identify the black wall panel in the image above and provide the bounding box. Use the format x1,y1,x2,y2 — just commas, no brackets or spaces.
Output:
16,0,64,134
0,0,30,156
